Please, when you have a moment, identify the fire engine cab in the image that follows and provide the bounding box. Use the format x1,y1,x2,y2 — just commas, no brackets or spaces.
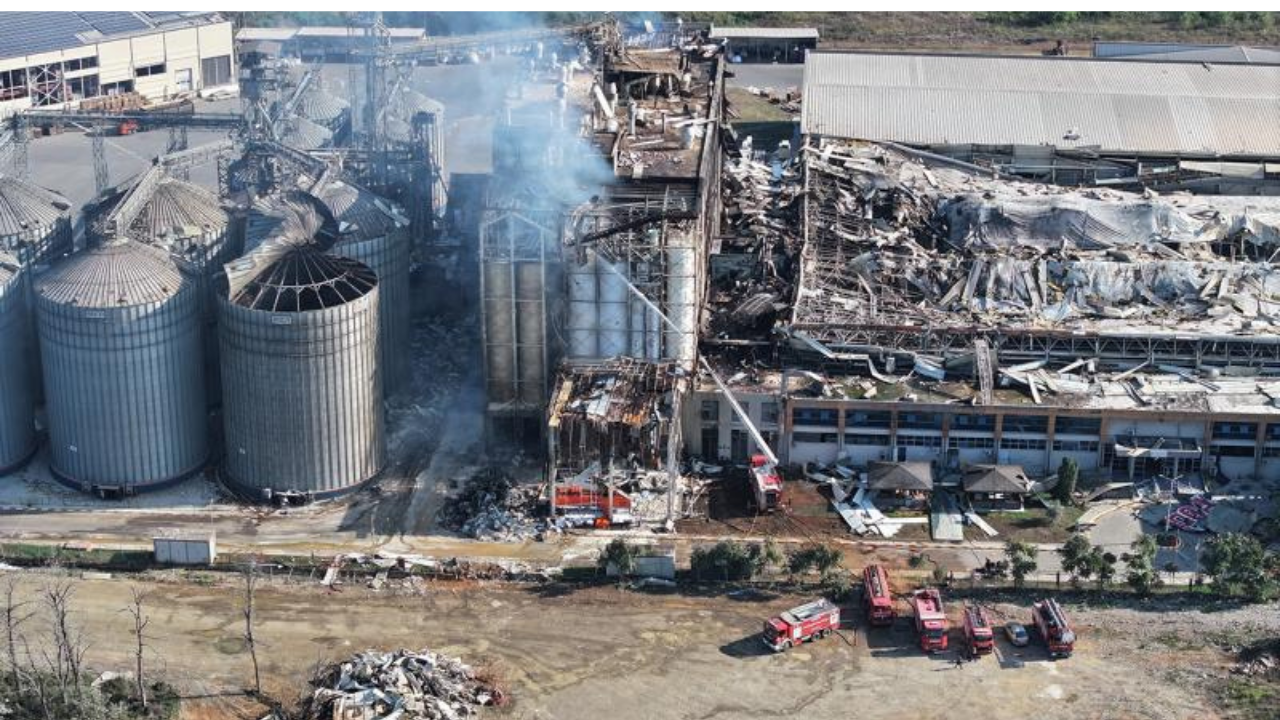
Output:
863,564,896,626
1032,598,1076,659
963,605,995,657
910,588,949,653
762,598,840,652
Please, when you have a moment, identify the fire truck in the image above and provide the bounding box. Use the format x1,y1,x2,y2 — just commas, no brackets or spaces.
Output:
962,605,995,657
750,454,783,512
761,598,840,652
1032,598,1076,658
862,564,896,627
910,588,949,653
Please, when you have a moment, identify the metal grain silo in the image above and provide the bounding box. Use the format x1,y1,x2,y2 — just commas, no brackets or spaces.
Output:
315,179,412,394
132,177,239,407
279,116,333,151
0,175,73,264
219,199,384,499
36,240,207,494
295,84,350,132
0,253,35,474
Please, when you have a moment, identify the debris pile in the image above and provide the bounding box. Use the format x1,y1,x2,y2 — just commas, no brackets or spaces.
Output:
1233,639,1280,678
741,85,802,114
297,648,503,720
439,467,546,541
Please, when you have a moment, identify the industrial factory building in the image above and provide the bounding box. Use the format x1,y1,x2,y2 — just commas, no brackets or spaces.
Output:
0,11,235,117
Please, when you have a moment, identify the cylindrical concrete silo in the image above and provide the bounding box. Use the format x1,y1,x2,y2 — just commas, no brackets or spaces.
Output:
133,177,239,408
0,176,73,264
219,201,384,499
0,253,36,474
36,240,207,494
315,179,412,395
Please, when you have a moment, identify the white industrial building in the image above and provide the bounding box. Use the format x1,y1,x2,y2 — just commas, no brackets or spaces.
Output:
0,12,236,117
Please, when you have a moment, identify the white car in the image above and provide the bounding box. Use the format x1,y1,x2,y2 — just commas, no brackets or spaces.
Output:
1005,622,1030,647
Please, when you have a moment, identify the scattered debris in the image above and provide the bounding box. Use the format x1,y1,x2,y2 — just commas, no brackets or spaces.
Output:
438,467,547,541
297,648,504,720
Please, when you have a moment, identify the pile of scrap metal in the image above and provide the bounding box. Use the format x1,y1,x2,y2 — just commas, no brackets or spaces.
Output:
792,140,1280,341
709,139,804,339
438,467,549,541
296,648,502,720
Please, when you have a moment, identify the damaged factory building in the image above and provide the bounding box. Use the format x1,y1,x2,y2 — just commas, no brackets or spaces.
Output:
479,26,723,524
686,50,1280,500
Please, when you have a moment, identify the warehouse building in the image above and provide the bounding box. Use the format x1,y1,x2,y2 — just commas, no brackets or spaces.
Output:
0,12,236,118
1093,40,1280,65
711,26,818,64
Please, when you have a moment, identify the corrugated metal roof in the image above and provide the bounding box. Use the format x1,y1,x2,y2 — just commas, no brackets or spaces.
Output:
0,176,71,239
295,86,349,124
279,117,333,151
711,26,819,40
38,240,185,308
314,180,407,243
1095,41,1280,65
133,178,229,241
0,252,17,289
394,89,444,118
801,52,1280,156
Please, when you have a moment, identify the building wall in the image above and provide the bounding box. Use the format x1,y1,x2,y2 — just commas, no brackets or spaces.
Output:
682,390,1280,483
0,19,235,118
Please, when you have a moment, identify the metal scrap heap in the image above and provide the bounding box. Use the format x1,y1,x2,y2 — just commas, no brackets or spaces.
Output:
297,648,502,720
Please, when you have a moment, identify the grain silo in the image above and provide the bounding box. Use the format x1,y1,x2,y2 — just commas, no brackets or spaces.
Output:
36,240,207,495
295,83,350,132
0,253,35,474
392,89,447,213
0,175,73,264
219,197,385,500
132,177,239,407
314,178,411,394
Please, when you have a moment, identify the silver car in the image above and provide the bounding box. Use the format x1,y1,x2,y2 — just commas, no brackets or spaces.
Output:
1005,622,1029,647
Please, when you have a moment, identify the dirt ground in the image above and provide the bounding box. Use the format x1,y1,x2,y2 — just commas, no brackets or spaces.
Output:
3,570,1273,720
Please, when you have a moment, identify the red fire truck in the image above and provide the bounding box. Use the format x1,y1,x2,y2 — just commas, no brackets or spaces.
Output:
750,454,783,512
962,605,995,657
762,598,840,652
862,564,896,627
1032,598,1076,659
910,588,949,653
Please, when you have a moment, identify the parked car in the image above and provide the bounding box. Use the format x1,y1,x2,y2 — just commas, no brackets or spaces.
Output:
1005,622,1029,647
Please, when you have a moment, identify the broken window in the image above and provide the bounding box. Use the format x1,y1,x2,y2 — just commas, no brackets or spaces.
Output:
1055,416,1101,436
700,400,719,422
761,402,780,425
1212,422,1256,441
793,408,838,427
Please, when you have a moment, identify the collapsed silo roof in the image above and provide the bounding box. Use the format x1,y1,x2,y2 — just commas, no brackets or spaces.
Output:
245,191,340,254
312,179,409,243
38,240,185,308
0,176,72,237
228,192,374,312
131,177,231,248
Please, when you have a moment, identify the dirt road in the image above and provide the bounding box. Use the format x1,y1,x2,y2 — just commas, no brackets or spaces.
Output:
3,570,1264,720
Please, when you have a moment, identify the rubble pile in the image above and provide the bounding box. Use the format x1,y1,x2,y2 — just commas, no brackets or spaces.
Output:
297,648,503,720
710,142,805,338
1233,639,1280,678
439,467,546,541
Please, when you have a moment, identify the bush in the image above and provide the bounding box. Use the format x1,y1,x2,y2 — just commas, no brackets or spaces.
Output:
788,544,844,580
690,540,757,582
1202,533,1278,601
1054,458,1079,505
598,538,639,578
1004,541,1039,588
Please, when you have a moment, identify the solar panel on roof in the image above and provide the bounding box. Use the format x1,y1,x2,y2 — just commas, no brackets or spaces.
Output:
80,12,152,36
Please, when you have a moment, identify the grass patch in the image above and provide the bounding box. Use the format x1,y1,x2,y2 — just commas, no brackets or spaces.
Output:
1219,676,1280,720
726,87,794,123
982,506,1084,543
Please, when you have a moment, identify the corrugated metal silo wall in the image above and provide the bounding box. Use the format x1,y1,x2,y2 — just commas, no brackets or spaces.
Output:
37,286,208,489
0,268,35,473
173,225,238,408
5,216,73,403
219,288,385,496
333,227,411,394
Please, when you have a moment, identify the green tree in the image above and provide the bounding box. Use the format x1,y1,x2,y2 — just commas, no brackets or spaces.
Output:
691,541,757,582
598,538,639,581
1125,535,1162,596
1058,534,1093,587
1054,457,1079,505
788,544,844,581
1086,548,1117,591
747,539,785,581
1202,533,1276,601
1004,541,1039,589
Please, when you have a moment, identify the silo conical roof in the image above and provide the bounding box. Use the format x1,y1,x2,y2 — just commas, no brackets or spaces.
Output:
296,86,349,124
279,116,333,151
134,178,230,242
394,88,444,118
0,176,72,238
314,179,408,243
38,240,184,308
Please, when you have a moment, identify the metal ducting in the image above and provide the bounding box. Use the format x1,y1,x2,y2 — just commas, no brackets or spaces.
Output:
0,253,35,474
132,177,240,408
0,175,73,264
219,196,384,499
36,240,207,494
315,179,412,394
